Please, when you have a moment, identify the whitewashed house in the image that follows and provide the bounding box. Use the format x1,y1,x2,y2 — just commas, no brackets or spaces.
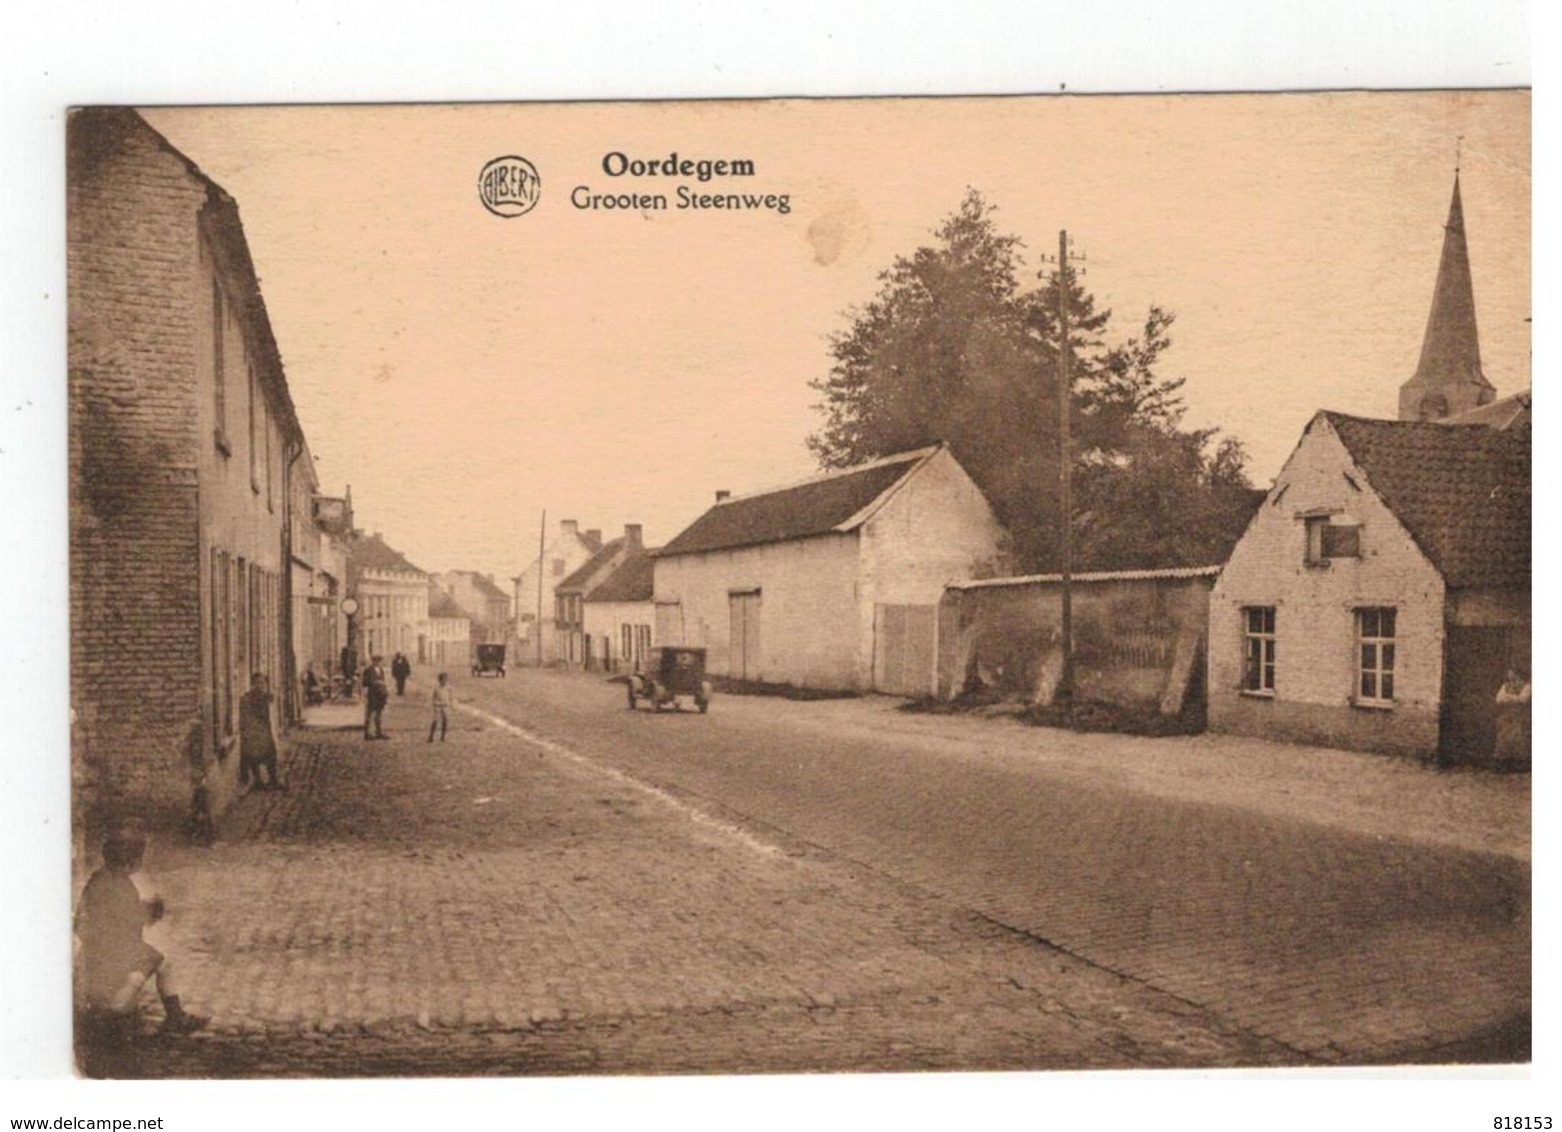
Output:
582,537,657,673
510,518,601,664
653,444,1009,694
1208,411,1529,760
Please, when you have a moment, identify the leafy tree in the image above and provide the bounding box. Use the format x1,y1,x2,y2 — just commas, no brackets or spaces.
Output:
808,189,1258,572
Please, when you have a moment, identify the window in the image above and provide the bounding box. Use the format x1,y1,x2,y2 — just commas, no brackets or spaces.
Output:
1242,606,1276,694
212,278,229,453
248,365,260,492
552,558,566,577
1356,607,1396,705
1304,514,1361,565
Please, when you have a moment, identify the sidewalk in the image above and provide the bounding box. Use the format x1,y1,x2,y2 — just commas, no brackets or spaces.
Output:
701,687,1533,861
300,700,363,731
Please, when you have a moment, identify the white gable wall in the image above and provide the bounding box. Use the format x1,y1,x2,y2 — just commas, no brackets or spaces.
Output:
653,532,862,688
1208,417,1446,756
857,447,1011,689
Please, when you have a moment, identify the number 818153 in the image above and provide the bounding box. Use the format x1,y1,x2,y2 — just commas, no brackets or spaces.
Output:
1495,1119,1552,1130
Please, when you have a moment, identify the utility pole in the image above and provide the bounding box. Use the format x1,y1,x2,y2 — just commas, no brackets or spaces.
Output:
536,509,546,667
1046,229,1084,713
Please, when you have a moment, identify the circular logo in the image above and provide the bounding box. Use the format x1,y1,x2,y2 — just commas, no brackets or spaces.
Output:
478,155,541,218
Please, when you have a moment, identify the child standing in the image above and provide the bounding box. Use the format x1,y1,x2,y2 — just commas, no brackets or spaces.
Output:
75,827,207,1036
429,671,455,743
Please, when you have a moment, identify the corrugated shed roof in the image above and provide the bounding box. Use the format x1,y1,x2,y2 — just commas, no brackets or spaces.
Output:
556,538,625,594
1323,411,1530,589
354,532,425,576
949,565,1222,591
658,447,937,558
584,547,658,604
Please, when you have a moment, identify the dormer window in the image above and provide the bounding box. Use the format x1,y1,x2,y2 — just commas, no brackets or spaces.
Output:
1303,511,1361,566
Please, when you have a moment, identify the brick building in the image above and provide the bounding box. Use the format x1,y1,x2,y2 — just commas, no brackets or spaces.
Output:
68,107,320,830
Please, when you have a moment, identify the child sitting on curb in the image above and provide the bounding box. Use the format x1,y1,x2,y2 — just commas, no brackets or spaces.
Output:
75,826,208,1039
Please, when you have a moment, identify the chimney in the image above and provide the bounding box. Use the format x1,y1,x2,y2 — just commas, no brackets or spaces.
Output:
560,519,579,539
585,528,602,548
715,490,731,502
624,523,643,548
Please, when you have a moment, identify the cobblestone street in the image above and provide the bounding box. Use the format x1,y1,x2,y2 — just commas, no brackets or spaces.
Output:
86,681,1298,1077
84,670,1528,1077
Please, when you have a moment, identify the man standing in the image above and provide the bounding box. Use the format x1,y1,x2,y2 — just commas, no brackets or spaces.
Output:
391,651,412,697
363,655,390,740
238,673,283,790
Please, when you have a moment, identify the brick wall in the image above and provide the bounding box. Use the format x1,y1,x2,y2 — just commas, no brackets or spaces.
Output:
69,110,209,832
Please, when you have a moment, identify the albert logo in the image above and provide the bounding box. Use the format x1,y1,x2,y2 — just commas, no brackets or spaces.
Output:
478,155,541,218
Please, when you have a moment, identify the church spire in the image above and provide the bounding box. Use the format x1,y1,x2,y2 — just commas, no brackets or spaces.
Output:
1399,172,1496,421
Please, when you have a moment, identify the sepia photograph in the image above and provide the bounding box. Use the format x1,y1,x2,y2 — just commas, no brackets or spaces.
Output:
58,88,1531,1084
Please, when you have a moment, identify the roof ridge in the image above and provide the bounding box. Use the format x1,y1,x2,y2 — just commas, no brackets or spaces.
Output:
713,443,940,507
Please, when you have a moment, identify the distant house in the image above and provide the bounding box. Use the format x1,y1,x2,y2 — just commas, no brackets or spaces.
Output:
654,444,1009,694
438,569,512,644
511,519,601,664
351,532,429,663
289,446,352,708
583,536,657,674
554,525,642,668
1208,411,1529,761
425,586,472,671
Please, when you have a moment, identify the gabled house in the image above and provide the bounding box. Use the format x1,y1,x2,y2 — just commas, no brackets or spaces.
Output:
1210,172,1530,763
583,537,658,674
425,586,472,671
1208,411,1529,761
351,532,430,663
653,444,1009,694
511,518,601,664
438,570,512,644
554,525,642,667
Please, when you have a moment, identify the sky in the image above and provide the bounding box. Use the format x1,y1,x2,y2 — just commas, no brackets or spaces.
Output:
142,92,1530,583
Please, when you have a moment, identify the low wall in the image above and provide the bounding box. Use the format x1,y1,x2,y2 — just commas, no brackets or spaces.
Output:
937,569,1217,719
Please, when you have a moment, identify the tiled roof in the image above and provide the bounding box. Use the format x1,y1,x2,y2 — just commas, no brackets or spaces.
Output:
1323,411,1530,589
354,532,425,576
448,570,508,601
658,446,939,558
1444,390,1531,430
427,588,468,621
584,547,658,604
556,538,625,595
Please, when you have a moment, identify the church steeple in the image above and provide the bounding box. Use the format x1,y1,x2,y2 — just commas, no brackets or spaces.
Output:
1399,173,1496,421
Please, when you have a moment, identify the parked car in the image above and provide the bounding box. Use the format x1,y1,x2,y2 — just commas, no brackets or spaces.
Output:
471,643,507,678
627,646,712,713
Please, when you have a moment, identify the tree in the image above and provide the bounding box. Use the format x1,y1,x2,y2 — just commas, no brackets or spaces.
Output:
808,189,1258,572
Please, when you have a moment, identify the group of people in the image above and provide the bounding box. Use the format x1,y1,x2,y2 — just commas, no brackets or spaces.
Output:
361,652,456,743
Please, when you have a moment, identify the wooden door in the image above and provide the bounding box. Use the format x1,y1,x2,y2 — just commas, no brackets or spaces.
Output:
874,603,936,696
1440,625,1509,762
729,591,762,681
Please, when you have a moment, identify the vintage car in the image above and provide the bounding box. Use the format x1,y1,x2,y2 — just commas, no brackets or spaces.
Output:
627,646,712,713
471,643,507,678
